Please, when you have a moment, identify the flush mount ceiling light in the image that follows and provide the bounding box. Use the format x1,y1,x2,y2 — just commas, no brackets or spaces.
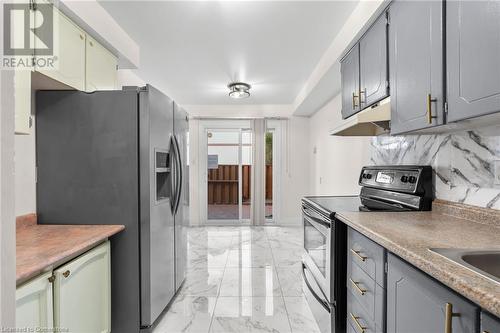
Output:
228,82,251,99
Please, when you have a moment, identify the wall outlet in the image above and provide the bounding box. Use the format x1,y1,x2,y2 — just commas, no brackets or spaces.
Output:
495,160,500,185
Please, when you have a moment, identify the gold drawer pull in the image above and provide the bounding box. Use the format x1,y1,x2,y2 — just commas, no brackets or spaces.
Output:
79,34,84,40
349,278,367,296
62,270,71,278
350,312,366,333
445,303,460,333
350,248,367,262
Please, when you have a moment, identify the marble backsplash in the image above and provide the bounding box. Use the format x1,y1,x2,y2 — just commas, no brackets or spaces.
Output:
370,125,500,210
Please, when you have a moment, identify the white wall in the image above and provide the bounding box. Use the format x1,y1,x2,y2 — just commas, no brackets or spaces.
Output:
278,116,311,225
1,68,17,327
308,94,371,196
116,69,145,88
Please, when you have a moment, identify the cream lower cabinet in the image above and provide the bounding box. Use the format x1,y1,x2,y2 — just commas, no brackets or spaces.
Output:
86,36,118,92
16,271,54,329
53,241,111,333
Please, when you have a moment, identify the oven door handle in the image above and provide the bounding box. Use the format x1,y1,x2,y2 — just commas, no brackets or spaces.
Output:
301,263,331,313
302,206,331,229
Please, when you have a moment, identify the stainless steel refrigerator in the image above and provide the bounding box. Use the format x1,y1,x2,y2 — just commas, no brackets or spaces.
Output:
36,84,189,332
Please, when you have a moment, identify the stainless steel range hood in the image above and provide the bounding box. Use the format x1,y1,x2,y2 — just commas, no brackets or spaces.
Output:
330,97,391,136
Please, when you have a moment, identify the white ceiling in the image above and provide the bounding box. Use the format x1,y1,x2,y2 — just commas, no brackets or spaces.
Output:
99,1,357,106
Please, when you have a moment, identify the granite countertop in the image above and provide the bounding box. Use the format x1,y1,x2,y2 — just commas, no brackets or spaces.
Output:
336,200,500,317
16,214,124,286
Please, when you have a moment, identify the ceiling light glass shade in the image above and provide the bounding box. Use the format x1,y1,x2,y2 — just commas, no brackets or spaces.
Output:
228,82,251,99
229,90,250,99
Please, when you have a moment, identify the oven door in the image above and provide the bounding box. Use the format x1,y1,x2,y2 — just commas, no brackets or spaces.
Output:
302,203,333,302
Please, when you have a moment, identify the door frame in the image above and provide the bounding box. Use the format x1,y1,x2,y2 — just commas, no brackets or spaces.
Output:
265,119,282,224
198,119,253,225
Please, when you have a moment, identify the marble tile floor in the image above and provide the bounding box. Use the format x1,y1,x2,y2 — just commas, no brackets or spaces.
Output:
153,226,321,333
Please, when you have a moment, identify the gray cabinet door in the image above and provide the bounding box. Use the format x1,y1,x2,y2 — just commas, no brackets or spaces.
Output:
387,254,478,333
481,311,500,333
447,1,500,122
388,1,444,135
359,13,388,108
341,44,360,119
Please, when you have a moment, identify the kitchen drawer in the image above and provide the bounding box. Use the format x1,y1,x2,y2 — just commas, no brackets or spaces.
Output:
302,263,333,333
481,311,500,333
347,291,382,333
348,228,385,287
347,256,384,326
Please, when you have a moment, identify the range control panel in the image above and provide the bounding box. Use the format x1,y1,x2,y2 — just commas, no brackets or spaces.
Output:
359,166,425,193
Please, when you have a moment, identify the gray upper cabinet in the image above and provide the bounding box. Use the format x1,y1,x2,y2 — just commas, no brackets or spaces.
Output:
359,13,388,108
388,1,444,135
341,45,360,119
447,1,500,123
387,254,478,333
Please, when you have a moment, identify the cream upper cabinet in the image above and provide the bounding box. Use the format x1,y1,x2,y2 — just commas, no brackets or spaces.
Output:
14,67,33,135
12,2,33,134
53,241,111,333
86,36,118,92
36,6,86,91
16,271,54,329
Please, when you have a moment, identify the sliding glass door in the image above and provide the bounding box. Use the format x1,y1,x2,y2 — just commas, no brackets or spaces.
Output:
206,129,252,224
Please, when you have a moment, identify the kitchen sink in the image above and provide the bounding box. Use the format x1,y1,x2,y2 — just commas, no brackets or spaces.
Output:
429,248,500,284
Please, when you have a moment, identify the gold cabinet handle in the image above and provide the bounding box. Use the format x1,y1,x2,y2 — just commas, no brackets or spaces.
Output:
48,275,55,283
89,41,94,47
427,93,437,124
350,248,367,262
350,313,366,333
62,270,71,278
352,92,359,110
445,303,461,333
79,34,84,40
349,278,367,296
360,88,366,105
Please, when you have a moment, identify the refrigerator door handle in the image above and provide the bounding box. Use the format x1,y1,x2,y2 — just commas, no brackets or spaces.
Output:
169,135,177,213
173,135,183,215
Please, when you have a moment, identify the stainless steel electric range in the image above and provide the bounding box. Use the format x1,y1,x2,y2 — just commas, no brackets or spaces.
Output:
301,165,433,333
